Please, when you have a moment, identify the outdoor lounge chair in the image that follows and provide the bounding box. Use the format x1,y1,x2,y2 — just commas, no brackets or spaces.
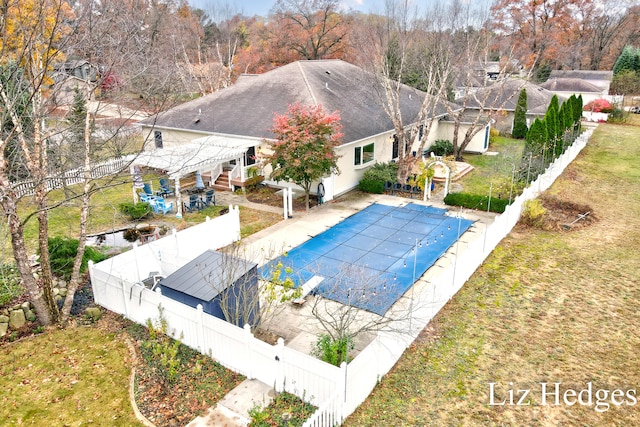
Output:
384,181,394,194
183,194,203,213
156,178,174,197
142,183,153,196
200,189,215,207
153,198,173,214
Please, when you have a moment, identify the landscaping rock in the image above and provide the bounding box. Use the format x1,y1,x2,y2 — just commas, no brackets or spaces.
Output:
0,315,8,323
25,310,37,322
55,295,64,305
0,322,7,337
53,287,60,296
58,280,68,288
85,307,102,321
58,288,68,297
1,308,8,316
21,301,31,311
9,309,26,329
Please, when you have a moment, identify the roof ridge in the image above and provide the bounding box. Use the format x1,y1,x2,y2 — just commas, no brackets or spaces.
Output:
296,61,318,106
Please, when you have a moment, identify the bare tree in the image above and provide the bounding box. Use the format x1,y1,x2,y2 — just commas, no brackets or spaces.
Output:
351,0,455,182
303,263,415,366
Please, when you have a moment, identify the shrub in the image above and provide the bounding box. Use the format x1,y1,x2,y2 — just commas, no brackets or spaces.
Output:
607,107,627,123
583,98,612,113
444,192,511,213
312,334,354,366
361,162,398,183
48,237,107,279
489,127,500,145
358,178,384,194
0,263,23,306
427,139,454,156
520,199,546,227
119,201,152,221
359,162,398,193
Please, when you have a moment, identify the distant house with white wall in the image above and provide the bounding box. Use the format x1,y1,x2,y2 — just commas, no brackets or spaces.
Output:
139,59,478,201
540,77,607,105
461,79,563,135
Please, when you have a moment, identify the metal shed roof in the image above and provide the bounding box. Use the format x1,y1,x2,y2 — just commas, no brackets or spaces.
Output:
158,250,257,301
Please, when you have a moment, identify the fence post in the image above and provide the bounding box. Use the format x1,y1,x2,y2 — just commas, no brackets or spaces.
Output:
196,304,204,353
120,279,130,319
276,337,285,392
339,361,348,405
244,324,254,379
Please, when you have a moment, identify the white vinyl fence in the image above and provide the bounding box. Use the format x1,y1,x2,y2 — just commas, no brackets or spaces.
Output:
89,128,593,427
11,155,135,198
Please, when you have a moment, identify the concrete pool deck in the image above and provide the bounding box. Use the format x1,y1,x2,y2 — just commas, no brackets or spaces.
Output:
235,192,496,351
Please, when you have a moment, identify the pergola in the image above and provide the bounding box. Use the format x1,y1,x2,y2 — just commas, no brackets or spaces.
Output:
131,137,250,217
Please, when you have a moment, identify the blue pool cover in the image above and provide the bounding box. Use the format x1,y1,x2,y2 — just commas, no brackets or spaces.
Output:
259,203,474,315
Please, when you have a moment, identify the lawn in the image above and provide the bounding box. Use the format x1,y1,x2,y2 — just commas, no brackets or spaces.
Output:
1,172,282,255
344,118,640,426
0,324,142,426
457,135,526,196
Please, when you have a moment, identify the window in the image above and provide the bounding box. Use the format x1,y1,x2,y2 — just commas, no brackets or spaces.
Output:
392,135,399,159
354,143,374,166
245,146,256,166
154,131,163,149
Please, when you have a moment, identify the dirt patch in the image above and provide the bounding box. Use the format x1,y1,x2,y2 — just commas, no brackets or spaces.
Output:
539,195,597,231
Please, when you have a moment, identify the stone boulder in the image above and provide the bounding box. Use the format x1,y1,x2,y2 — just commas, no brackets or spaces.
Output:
85,307,102,321
0,322,7,337
9,309,26,329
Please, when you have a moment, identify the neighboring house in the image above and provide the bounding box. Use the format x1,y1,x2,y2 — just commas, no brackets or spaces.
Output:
461,79,563,135
548,70,612,95
539,78,606,105
51,60,99,106
139,59,477,201
156,249,259,327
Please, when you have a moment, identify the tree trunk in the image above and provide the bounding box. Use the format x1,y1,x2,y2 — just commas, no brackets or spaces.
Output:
5,204,53,325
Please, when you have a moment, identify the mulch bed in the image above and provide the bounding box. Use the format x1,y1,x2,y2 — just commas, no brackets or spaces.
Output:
538,194,597,231
245,187,318,211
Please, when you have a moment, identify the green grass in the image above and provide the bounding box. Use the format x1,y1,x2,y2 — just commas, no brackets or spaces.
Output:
0,326,142,426
458,135,525,196
345,120,640,426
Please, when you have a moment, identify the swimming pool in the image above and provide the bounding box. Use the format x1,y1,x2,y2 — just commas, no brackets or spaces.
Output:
260,203,474,315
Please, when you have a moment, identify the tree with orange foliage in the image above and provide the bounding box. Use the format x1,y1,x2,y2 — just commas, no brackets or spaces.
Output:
265,103,342,211
270,0,351,60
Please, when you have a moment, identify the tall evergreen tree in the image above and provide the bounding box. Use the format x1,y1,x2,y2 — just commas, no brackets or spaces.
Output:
613,45,640,76
512,88,528,138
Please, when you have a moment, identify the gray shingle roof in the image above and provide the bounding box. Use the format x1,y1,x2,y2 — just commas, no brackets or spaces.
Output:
540,78,602,93
143,60,456,144
158,250,256,301
460,79,563,114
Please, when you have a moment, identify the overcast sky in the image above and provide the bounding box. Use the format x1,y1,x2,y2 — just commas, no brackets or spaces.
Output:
188,0,388,17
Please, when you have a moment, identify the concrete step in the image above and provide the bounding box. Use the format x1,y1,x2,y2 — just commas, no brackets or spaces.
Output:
186,379,275,427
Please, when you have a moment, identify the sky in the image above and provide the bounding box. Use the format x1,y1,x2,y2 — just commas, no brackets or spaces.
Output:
189,0,388,17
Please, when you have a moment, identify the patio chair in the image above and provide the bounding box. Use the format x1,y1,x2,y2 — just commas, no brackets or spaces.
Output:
156,178,174,197
393,182,403,193
142,183,153,196
153,197,173,214
411,185,421,199
384,181,394,194
183,194,203,213
200,189,216,207
402,184,412,194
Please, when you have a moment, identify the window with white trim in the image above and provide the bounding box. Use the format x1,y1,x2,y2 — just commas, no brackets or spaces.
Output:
354,143,374,166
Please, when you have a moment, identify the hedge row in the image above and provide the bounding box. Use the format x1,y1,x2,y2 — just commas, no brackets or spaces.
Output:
444,192,511,213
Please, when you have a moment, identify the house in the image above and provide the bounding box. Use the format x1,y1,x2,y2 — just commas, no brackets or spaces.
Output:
548,70,612,95
460,79,563,135
139,59,480,203
540,77,608,105
51,60,99,105
156,249,259,327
